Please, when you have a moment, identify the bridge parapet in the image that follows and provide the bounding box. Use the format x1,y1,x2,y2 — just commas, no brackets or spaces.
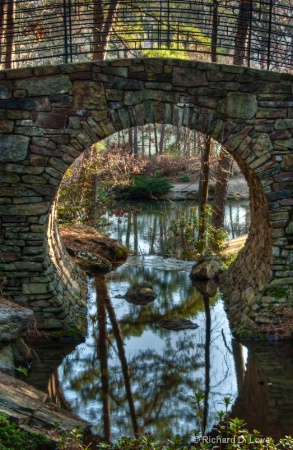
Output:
0,58,292,337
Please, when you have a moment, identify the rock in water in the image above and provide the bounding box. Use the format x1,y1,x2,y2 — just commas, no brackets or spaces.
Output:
125,282,157,305
192,279,219,298
158,318,198,330
190,255,222,280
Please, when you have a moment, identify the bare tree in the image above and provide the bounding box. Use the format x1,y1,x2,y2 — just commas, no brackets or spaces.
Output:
92,0,120,60
198,135,211,243
233,0,251,66
211,147,231,229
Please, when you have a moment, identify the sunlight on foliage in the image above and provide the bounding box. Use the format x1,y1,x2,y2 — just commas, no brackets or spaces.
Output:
167,205,228,260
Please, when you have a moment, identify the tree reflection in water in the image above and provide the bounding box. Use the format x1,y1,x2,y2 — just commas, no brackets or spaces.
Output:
57,257,238,441
106,200,250,256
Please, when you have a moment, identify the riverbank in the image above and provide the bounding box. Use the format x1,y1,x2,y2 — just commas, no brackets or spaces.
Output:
166,174,249,200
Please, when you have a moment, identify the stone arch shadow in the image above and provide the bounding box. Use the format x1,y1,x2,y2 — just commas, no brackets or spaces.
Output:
0,59,292,337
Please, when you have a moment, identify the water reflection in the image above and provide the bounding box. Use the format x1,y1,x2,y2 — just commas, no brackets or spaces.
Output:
22,256,293,442
104,200,250,255
57,256,238,441
20,199,293,442
233,341,293,441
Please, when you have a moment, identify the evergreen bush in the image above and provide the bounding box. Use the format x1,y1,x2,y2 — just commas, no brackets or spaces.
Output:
116,175,173,199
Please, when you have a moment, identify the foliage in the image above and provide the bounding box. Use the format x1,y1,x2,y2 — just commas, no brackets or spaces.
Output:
167,205,228,260
178,173,191,182
220,252,238,270
56,391,293,449
116,175,173,199
57,428,91,450
0,413,51,450
106,391,293,449
143,153,200,178
57,146,145,227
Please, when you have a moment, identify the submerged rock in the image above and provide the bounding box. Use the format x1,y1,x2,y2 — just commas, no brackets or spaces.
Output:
190,255,222,280
158,318,199,331
125,282,157,305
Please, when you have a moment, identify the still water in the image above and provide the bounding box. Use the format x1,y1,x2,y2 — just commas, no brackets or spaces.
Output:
27,200,293,442
105,199,250,256
58,257,239,441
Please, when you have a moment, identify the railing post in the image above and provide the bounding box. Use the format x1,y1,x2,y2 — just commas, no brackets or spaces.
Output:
267,0,273,70
63,0,73,63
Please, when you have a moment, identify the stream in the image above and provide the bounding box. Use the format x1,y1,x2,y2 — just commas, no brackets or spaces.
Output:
26,200,293,443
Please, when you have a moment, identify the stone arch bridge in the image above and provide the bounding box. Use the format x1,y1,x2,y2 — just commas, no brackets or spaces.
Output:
0,59,292,337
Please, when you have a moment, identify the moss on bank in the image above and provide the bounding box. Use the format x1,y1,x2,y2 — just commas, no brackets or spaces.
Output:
0,413,52,450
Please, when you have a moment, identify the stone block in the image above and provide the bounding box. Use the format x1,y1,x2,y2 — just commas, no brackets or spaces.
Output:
173,66,208,87
0,81,12,100
15,75,72,96
101,66,128,78
274,118,293,130
0,135,29,162
73,80,106,110
112,79,144,90
118,108,130,128
249,153,271,170
144,59,164,73
281,155,293,171
252,133,273,157
7,111,30,120
256,108,287,119
0,203,50,216
34,112,67,129
0,98,36,110
217,92,257,119
37,318,63,329
225,126,253,152
0,299,33,341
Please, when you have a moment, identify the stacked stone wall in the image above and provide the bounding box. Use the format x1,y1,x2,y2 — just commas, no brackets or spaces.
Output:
0,58,292,335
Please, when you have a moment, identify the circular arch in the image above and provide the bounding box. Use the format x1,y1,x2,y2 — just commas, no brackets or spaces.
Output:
0,58,292,337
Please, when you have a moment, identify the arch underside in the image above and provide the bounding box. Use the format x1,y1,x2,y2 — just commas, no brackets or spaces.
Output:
0,58,292,338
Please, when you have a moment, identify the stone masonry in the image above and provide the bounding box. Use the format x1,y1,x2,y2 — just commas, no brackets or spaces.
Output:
0,58,292,336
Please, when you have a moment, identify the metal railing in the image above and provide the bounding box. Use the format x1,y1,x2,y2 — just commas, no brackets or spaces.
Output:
0,0,293,71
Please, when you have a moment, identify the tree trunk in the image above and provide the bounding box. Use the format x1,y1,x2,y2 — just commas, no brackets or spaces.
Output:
211,147,231,229
133,126,138,155
211,0,218,62
153,122,159,154
176,126,181,153
149,124,152,156
141,126,145,156
159,124,165,154
198,136,211,243
105,294,139,437
92,0,119,61
0,1,7,64
233,0,250,66
96,276,111,442
4,0,14,69
128,127,133,154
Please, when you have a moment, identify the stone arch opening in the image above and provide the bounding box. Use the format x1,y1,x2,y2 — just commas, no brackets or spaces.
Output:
0,58,292,337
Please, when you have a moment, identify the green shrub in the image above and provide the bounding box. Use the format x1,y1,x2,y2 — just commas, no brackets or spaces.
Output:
178,173,191,182
116,175,173,199
93,392,293,449
167,205,228,260
0,413,51,449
